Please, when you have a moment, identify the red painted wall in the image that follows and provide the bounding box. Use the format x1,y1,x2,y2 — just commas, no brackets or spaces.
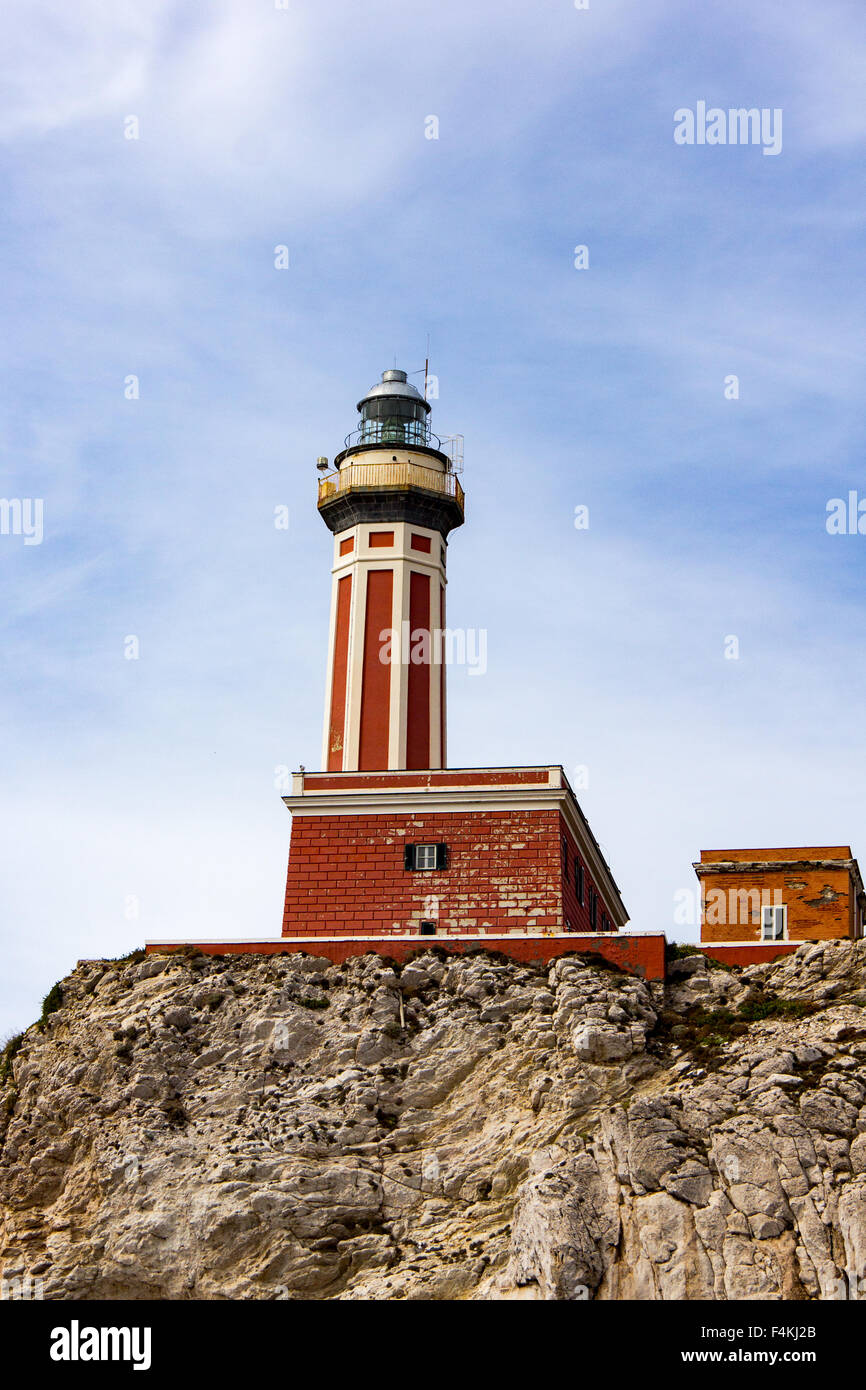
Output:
146,934,666,980
406,570,430,770
327,574,352,772
439,582,446,767
696,943,800,968
358,569,393,770
302,768,554,792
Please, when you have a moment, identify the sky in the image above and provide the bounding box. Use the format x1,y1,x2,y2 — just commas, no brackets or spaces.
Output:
2,0,866,1037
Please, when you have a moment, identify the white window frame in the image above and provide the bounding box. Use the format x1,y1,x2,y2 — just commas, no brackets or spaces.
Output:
761,903,787,941
414,844,438,871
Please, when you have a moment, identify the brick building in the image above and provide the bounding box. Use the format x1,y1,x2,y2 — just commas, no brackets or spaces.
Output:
278,369,631,955
281,766,627,939
695,847,866,946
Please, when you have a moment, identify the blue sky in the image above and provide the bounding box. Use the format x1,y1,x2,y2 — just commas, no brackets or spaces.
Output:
2,0,866,1036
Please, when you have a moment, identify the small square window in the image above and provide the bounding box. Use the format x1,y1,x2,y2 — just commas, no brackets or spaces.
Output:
761,904,786,940
405,843,447,871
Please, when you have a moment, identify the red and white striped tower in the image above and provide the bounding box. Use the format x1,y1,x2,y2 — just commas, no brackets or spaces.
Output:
317,369,464,772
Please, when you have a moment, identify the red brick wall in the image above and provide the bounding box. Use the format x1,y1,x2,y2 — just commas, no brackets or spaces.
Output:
282,807,622,939
699,865,854,943
559,813,615,934
282,808,561,936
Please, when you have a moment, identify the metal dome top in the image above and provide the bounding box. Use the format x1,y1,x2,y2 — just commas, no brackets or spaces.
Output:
356,368,431,415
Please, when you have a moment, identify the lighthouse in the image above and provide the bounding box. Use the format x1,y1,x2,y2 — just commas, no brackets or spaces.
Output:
146,364,659,976
316,369,464,773
271,364,630,949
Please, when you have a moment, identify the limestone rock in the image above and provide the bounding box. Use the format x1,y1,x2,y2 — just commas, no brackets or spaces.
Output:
2,941,866,1300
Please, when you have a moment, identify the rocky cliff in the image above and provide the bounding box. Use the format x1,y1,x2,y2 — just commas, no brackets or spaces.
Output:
2,939,866,1300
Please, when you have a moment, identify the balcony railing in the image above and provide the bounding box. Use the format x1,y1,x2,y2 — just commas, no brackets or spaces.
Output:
345,421,438,450
318,460,464,512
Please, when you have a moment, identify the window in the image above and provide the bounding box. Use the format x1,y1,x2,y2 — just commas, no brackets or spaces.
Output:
561,838,568,875
420,921,437,935
761,904,786,940
405,843,448,871
575,861,585,905
589,889,597,930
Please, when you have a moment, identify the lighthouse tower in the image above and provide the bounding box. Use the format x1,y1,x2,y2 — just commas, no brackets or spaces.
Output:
273,364,629,948
317,369,464,772
146,362,646,975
